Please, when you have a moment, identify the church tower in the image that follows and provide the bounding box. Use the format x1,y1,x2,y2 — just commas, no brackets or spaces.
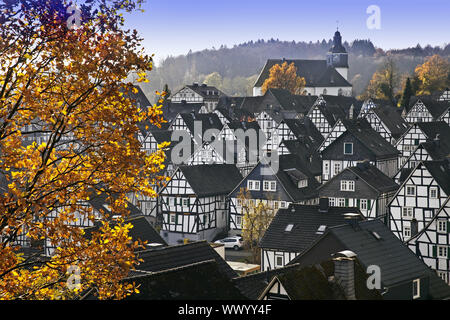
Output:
327,30,349,80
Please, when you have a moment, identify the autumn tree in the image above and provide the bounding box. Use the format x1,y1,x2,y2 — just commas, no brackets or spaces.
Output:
0,0,168,299
414,54,450,94
362,57,400,105
261,62,306,95
238,188,276,264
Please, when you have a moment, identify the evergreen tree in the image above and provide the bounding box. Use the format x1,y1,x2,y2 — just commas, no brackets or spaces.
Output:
400,77,414,108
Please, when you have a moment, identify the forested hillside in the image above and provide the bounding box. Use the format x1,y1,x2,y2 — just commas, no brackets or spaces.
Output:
139,39,450,102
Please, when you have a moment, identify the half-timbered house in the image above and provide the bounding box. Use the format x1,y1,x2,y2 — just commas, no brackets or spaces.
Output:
394,135,450,185
394,121,450,169
156,164,243,245
318,161,399,219
361,105,410,145
227,154,320,235
321,121,399,182
270,117,323,152
407,197,450,284
259,202,363,271
288,219,450,300
388,160,450,242
170,83,226,112
405,97,450,123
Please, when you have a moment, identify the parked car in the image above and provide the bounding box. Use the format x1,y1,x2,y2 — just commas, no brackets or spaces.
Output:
214,236,243,250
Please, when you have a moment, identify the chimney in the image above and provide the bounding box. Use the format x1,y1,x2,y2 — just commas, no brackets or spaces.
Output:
319,197,329,213
344,213,361,229
434,134,441,148
333,252,357,300
349,104,354,120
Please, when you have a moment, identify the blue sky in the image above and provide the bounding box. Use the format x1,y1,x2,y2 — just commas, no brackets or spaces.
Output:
123,0,450,65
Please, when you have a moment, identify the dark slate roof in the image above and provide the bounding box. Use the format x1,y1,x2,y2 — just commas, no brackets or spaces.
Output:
272,260,382,300
259,204,363,252
86,191,143,218
283,117,324,147
415,121,450,141
127,85,152,109
178,164,243,197
267,88,318,114
149,130,172,145
134,240,238,279
317,104,347,127
397,167,414,185
255,59,352,88
232,263,304,299
372,105,410,140
346,162,399,193
326,118,400,158
179,112,224,136
422,160,450,195
421,139,450,160
275,154,321,202
186,83,226,98
280,138,322,176
124,260,246,300
162,101,205,124
238,96,266,115
321,95,364,115
84,215,167,247
291,219,450,299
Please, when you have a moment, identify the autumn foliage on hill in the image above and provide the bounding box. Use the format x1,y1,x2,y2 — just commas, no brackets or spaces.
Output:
415,54,450,95
0,0,168,299
262,62,306,95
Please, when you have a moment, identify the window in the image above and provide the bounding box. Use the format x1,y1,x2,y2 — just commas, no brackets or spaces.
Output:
169,214,176,224
334,163,342,175
438,271,448,284
182,198,189,207
324,162,330,175
430,187,438,199
285,224,294,232
404,226,411,238
406,186,416,196
438,220,447,233
275,255,283,268
270,181,276,191
402,207,413,218
280,201,287,209
438,246,448,258
263,180,276,191
236,216,242,227
329,198,336,206
298,179,308,188
337,198,345,207
344,143,353,155
274,201,279,209
247,180,260,191
413,279,420,299
360,199,368,210
340,180,355,192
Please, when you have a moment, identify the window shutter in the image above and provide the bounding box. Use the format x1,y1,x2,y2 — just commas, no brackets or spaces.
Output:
175,214,179,224
368,200,372,210
447,222,450,234
433,245,437,258
357,199,360,208
345,199,349,207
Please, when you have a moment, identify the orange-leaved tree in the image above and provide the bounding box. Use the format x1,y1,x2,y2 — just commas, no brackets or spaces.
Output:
261,62,306,95
0,0,168,299
414,54,450,95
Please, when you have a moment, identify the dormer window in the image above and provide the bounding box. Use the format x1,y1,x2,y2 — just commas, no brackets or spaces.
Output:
298,179,308,188
285,224,294,232
344,142,353,155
